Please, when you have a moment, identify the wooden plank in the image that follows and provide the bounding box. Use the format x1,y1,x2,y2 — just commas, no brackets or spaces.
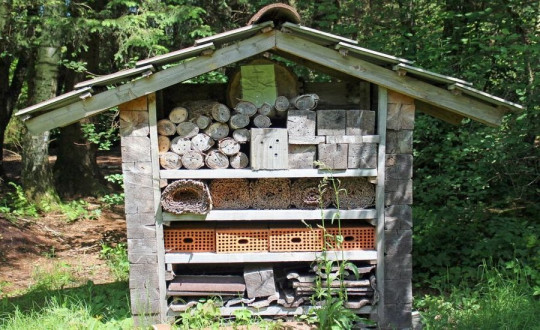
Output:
250,128,288,170
118,96,148,112
168,275,245,292
415,100,464,125
195,21,273,46
148,94,168,322
448,83,523,112
376,87,388,324
164,250,378,264
159,168,377,179
162,209,377,221
15,87,93,117
275,31,507,126
288,136,326,144
335,42,413,65
282,22,358,46
393,63,471,86
136,43,215,67
24,31,277,134
168,304,373,317
74,65,155,89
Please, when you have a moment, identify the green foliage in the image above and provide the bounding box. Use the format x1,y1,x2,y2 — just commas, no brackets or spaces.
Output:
99,243,129,282
0,182,39,221
416,264,540,329
80,110,119,151
0,281,131,329
31,262,79,292
176,298,221,329
100,174,125,208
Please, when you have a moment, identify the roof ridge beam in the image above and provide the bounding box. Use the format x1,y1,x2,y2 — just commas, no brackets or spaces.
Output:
74,65,155,89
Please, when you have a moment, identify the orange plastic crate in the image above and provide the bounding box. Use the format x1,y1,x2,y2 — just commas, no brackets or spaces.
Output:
216,229,269,253
325,227,375,250
164,228,215,252
269,228,323,252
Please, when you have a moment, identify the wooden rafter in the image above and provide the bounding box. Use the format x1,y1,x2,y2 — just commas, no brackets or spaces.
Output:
274,31,506,126
24,31,276,134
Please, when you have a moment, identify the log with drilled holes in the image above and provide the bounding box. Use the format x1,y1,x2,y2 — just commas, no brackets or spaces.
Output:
157,119,176,136
205,150,229,169
181,151,204,170
170,137,192,155
229,152,249,169
290,94,319,111
191,133,214,152
161,179,212,214
210,179,251,209
291,178,332,209
251,178,291,209
234,101,258,117
229,113,250,129
194,115,211,129
159,152,182,170
218,138,240,156
211,103,231,123
176,121,199,138
232,128,250,143
253,114,272,128
169,106,188,124
205,122,229,140
338,177,376,209
158,135,171,153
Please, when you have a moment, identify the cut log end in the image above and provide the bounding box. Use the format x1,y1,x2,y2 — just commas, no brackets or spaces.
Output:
181,151,205,170
157,119,177,136
229,152,249,169
218,137,241,156
169,107,189,124
176,122,199,138
160,152,182,170
205,150,230,169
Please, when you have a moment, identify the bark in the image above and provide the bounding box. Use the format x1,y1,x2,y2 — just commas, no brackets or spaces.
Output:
21,43,61,206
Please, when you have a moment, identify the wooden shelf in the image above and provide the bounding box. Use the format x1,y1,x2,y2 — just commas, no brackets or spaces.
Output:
168,304,373,316
164,250,377,264
160,168,377,179
162,209,377,221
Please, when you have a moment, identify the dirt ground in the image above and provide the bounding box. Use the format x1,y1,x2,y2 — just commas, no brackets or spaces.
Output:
0,148,126,296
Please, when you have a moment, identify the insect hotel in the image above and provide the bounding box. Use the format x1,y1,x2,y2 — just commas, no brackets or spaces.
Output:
16,4,522,329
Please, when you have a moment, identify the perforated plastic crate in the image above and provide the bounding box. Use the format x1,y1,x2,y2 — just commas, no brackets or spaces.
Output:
269,228,323,252
164,228,215,252
325,227,375,250
216,229,269,253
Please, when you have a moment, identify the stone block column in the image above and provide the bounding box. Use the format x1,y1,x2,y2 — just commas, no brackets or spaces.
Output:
381,91,415,329
119,96,161,325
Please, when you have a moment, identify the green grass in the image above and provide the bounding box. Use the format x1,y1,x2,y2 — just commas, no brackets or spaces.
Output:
416,264,540,330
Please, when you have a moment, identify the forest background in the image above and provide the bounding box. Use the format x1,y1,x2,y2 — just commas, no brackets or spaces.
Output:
0,0,538,328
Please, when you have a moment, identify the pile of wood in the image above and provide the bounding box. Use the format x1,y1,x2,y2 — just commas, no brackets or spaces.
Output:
161,179,212,214
158,100,259,170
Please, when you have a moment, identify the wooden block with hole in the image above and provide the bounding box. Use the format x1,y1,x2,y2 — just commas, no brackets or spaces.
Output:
317,143,348,169
250,128,288,170
317,110,346,136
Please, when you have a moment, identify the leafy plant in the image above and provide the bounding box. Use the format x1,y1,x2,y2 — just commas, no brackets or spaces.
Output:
0,182,39,222
176,298,222,329
100,174,125,208
99,243,129,282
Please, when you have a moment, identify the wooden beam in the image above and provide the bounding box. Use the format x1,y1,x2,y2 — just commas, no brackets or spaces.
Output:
415,100,465,125
136,43,215,67
15,87,93,117
393,63,471,86
194,21,273,46
336,42,413,65
74,65,155,89
275,31,506,126
376,87,387,324
448,83,523,112
24,31,276,134
282,22,358,46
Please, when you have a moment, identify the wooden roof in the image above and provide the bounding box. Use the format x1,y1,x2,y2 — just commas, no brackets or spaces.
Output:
16,21,523,134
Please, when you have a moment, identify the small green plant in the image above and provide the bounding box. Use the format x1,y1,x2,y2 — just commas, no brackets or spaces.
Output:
31,262,79,291
100,174,125,208
0,182,39,222
41,246,57,259
80,109,119,151
57,200,99,222
99,243,129,281
176,298,222,329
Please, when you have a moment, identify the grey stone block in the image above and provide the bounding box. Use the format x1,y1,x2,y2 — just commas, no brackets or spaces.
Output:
128,238,157,255
385,253,412,280
385,205,413,230
386,130,413,154
385,179,413,205
130,287,160,314
385,229,413,256
381,303,412,330
244,265,277,298
348,143,377,168
127,224,156,239
126,213,156,226
385,280,413,304
129,264,159,289
128,253,158,264
318,143,348,169
386,154,413,179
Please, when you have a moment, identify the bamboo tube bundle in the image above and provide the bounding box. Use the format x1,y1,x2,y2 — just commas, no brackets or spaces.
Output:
291,178,332,209
161,179,212,215
159,152,182,170
338,177,375,209
209,179,251,209
251,178,291,209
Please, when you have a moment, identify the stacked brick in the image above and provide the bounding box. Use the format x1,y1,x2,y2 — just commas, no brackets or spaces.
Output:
287,108,377,170
382,91,414,329
119,96,162,325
